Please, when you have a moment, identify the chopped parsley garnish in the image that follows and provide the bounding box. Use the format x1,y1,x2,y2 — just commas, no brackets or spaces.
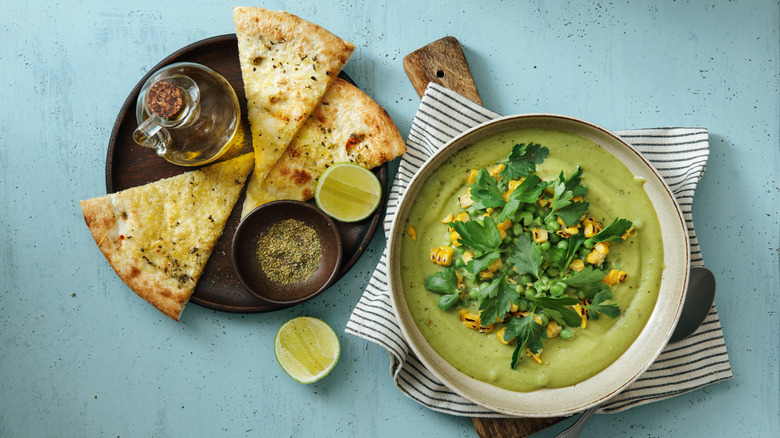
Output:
423,142,633,368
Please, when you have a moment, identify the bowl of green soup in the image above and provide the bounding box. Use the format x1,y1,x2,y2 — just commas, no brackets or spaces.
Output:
388,114,689,417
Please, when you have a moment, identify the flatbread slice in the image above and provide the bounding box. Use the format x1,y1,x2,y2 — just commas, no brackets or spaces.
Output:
233,7,355,216
253,78,406,205
80,153,254,321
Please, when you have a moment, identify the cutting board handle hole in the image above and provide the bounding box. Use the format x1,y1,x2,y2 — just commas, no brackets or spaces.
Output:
436,70,445,78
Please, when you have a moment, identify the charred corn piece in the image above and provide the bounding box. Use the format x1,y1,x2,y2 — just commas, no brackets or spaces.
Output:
572,195,585,202
509,301,520,313
537,196,549,207
497,219,512,239
503,179,523,202
546,320,562,338
602,269,627,285
462,251,475,264
489,163,506,178
526,348,543,365
594,242,610,254
574,304,588,328
430,245,455,266
569,258,585,272
622,227,635,240
582,217,603,238
455,212,470,223
585,249,606,266
531,228,549,243
459,190,474,208
496,327,513,345
467,169,479,185
450,230,462,247
487,258,503,272
441,213,455,224
407,226,417,241
478,270,494,279
459,310,494,333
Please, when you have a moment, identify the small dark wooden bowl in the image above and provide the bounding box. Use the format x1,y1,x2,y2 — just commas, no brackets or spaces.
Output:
232,201,343,306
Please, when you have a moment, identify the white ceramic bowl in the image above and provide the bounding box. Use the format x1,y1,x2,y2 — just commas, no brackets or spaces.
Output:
388,114,690,417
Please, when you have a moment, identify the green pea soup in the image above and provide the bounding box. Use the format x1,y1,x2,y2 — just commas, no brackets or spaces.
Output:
399,128,664,392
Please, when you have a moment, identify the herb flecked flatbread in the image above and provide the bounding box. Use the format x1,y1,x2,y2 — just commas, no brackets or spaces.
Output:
79,153,254,321
254,78,406,205
233,6,355,216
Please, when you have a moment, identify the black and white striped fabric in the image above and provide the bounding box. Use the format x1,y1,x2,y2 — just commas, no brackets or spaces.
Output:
345,83,732,416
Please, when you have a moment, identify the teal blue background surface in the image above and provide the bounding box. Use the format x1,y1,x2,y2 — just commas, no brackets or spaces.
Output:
1,1,778,437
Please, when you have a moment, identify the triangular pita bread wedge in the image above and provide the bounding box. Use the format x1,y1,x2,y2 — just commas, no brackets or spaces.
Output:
80,153,254,321
254,78,406,205
233,7,355,216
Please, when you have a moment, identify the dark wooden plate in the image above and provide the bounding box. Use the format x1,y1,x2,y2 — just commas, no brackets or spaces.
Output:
106,34,387,313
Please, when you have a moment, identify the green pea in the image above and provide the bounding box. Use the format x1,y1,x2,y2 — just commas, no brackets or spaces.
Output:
539,314,550,325
514,284,525,294
545,219,560,231
579,247,591,258
550,282,566,296
539,241,551,251
478,282,490,291
547,267,560,278
559,328,574,340
519,274,533,285
468,288,479,300
454,258,466,269
549,232,560,244
502,235,513,245
512,223,523,235
524,287,536,299
557,240,569,250
577,290,586,299
584,240,595,249
518,299,529,312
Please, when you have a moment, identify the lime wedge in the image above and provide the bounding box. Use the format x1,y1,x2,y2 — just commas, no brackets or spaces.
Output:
274,316,340,384
315,163,382,222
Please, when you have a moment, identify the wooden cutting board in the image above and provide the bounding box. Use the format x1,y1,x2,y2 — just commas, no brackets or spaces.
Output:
402,36,567,438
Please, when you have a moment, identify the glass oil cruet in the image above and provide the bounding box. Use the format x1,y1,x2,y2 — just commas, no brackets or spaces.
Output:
133,62,240,166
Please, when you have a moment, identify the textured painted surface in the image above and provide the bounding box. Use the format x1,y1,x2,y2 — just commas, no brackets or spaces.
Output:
0,1,777,437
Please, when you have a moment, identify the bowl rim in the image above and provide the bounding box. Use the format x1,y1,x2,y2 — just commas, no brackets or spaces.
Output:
387,113,690,417
231,200,343,306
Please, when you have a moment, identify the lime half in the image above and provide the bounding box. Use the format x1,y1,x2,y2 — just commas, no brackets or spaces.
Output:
315,163,382,222
274,316,340,384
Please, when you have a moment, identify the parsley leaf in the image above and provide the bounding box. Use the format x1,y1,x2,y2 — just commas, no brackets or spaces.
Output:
506,234,542,278
504,314,547,368
501,143,549,180
424,267,458,294
585,290,621,320
450,216,503,253
464,251,501,277
529,295,582,327
469,169,506,210
478,276,520,325
546,234,585,274
560,266,609,299
547,167,588,226
585,217,633,245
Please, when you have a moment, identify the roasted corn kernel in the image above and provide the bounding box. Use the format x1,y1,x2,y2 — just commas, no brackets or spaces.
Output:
526,348,543,365
585,249,606,266
489,164,506,178
531,228,549,243
430,245,455,266
496,327,512,345
569,258,585,272
546,320,562,338
602,269,627,285
449,230,462,247
467,169,479,185
441,213,455,224
497,219,512,239
574,304,588,328
503,179,523,202
459,190,473,208
407,226,417,241
459,310,493,333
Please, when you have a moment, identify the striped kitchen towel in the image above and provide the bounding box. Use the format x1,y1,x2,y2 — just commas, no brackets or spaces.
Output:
345,83,732,416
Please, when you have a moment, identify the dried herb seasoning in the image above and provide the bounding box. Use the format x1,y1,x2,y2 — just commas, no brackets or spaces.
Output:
256,219,322,285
